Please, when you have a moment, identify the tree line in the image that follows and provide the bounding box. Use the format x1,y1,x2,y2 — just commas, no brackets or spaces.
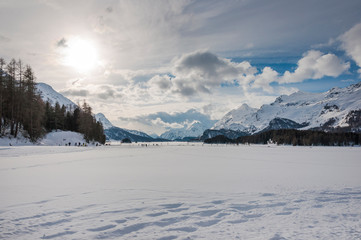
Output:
204,129,360,146
0,57,105,144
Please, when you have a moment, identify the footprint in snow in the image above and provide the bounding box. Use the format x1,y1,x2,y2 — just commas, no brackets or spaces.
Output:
160,203,183,209
87,224,116,232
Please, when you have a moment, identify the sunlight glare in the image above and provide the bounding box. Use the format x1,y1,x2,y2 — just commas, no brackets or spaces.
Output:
64,38,97,73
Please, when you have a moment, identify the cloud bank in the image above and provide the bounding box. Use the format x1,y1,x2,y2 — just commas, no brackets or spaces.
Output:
281,50,350,83
340,22,361,75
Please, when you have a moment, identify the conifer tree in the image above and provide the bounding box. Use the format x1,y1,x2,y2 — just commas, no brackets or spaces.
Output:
22,65,44,141
6,59,16,135
0,58,5,134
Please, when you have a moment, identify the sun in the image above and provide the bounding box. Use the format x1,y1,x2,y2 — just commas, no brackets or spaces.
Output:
63,38,97,73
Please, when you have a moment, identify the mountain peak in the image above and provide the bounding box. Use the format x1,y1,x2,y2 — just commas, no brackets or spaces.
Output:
36,82,77,110
239,103,250,110
95,113,113,129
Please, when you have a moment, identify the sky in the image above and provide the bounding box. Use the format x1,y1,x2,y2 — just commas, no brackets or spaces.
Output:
1,0,361,135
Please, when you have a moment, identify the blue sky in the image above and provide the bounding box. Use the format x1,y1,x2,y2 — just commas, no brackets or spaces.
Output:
0,0,360,134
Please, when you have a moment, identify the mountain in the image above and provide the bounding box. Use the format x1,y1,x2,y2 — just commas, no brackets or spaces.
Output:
160,120,216,140
126,129,153,139
200,129,248,140
212,103,258,134
94,113,113,129
213,82,361,133
94,113,155,142
104,127,154,142
36,83,78,110
149,133,160,139
260,117,309,132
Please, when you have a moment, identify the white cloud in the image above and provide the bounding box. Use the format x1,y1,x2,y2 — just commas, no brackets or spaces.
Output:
148,50,257,97
148,75,172,91
340,22,361,76
59,48,352,126
116,108,217,134
61,84,123,103
280,50,350,83
252,67,279,93
151,118,184,129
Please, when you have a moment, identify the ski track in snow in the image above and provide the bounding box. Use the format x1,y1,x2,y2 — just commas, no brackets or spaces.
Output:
0,144,361,239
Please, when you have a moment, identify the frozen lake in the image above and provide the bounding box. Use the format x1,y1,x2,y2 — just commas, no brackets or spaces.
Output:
1,144,361,239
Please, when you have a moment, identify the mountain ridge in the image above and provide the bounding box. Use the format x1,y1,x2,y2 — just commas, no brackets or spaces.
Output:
36,83,78,110
212,82,361,134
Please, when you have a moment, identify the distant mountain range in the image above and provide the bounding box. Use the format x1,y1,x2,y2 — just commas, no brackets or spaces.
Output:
212,82,361,137
160,120,215,141
94,113,162,142
36,81,361,142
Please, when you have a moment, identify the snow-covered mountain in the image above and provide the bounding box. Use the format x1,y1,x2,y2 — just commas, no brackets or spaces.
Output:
200,129,248,140
95,113,113,129
126,129,153,139
213,82,361,133
104,127,154,142
212,103,258,133
36,83,78,110
160,120,215,140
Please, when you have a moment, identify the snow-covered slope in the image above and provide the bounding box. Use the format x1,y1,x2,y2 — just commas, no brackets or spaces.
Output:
213,82,361,133
0,130,98,146
40,131,87,146
160,120,214,140
36,83,78,110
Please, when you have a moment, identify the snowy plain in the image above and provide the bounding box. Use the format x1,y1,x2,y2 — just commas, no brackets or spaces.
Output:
1,143,361,239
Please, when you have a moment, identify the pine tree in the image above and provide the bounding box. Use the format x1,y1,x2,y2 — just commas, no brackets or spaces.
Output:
22,65,44,141
0,58,5,135
44,101,55,131
14,59,25,137
6,59,16,136
54,102,61,130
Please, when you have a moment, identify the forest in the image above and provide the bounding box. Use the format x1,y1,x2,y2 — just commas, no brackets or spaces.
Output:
0,57,105,144
204,129,360,146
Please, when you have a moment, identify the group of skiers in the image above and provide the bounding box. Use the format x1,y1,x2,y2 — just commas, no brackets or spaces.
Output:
64,142,100,147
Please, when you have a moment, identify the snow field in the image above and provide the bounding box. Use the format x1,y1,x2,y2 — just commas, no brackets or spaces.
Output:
0,131,100,147
0,144,361,239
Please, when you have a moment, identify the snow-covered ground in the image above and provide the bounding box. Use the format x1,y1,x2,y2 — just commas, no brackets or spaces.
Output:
1,144,361,239
0,131,97,147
